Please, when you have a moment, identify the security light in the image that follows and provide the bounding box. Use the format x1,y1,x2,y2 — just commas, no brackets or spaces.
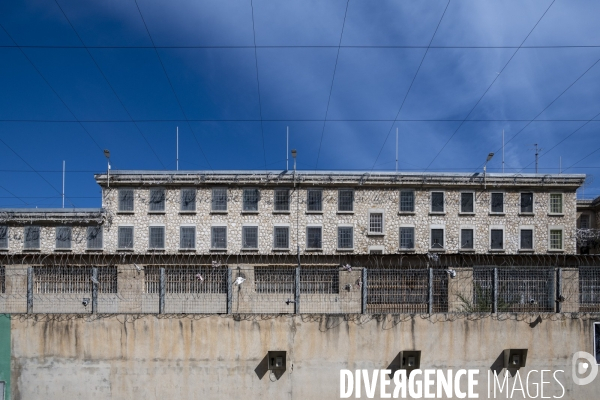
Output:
291,149,297,159
486,153,494,162
268,351,286,371
503,349,528,368
82,298,90,307
400,350,421,371
104,149,110,159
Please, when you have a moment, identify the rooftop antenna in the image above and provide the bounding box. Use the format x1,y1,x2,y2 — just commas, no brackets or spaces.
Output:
62,160,65,208
502,129,505,173
286,126,289,171
176,126,179,171
395,127,398,172
533,143,542,174
559,156,562,174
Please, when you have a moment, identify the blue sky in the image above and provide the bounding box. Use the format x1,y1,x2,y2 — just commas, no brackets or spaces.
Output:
1,0,600,208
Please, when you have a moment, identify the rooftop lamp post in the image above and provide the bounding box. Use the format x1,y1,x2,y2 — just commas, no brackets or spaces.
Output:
483,152,494,189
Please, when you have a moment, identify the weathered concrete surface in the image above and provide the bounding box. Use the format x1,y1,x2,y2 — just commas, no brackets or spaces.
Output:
9,315,600,399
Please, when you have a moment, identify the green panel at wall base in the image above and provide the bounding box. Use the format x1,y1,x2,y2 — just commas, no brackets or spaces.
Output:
0,315,10,399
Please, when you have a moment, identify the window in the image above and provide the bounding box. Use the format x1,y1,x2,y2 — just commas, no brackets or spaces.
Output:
273,226,289,250
461,229,474,249
243,189,259,212
307,189,323,212
338,190,354,212
34,266,117,294
24,226,40,249
520,229,533,250
521,193,533,213
400,190,415,212
431,192,444,213
369,211,384,234
242,226,258,249
211,226,227,249
306,226,322,249
274,189,290,211
490,229,504,250
549,229,563,250
149,188,165,212
180,188,196,212
399,227,415,249
431,229,444,249
461,192,474,213
0,226,8,249
211,188,228,211
491,193,504,213
87,226,103,249
581,214,590,229
149,226,165,249
369,246,384,254
55,226,72,250
180,226,196,249
118,189,134,212
337,226,353,249
550,193,563,214
118,227,134,249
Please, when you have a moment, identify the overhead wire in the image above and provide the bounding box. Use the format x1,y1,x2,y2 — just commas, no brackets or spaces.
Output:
249,0,268,171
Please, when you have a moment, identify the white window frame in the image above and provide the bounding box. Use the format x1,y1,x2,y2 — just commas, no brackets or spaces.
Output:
211,187,228,213
306,189,323,213
241,224,259,250
306,224,323,250
489,191,505,214
242,188,260,213
337,189,354,213
548,226,564,251
429,224,445,251
368,209,385,236
459,191,476,214
180,188,197,213
430,190,445,214
459,225,476,251
549,193,564,215
399,189,416,214
273,188,291,213
580,214,591,229
179,224,196,250
519,225,535,252
273,224,290,250
210,224,228,250
148,188,166,213
117,225,134,250
519,191,535,215
148,224,166,250
399,224,415,250
0,226,9,250
117,188,135,213
337,224,354,251
368,245,385,254
86,226,103,250
55,226,72,251
489,225,505,251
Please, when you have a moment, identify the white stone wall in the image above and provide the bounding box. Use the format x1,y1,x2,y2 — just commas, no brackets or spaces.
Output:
94,185,577,255
1,225,91,254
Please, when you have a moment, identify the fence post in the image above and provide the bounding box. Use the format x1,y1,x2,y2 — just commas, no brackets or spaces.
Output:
556,267,562,313
428,268,433,314
227,268,232,315
492,267,498,314
159,267,165,314
549,267,556,313
295,266,300,314
361,267,367,314
92,267,98,314
27,267,33,314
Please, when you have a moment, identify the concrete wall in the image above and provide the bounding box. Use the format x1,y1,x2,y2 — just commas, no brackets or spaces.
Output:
9,315,600,399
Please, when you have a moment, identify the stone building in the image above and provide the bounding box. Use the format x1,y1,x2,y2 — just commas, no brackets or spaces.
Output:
577,195,600,254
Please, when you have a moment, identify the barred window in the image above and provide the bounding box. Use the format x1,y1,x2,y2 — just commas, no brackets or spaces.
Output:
149,226,165,249
338,190,354,212
399,227,414,249
34,266,117,294
180,188,196,211
211,226,227,249
24,226,40,249
580,215,590,229
307,189,322,212
118,189,134,212
550,193,563,214
520,229,533,249
301,268,339,294
243,189,259,212
180,226,196,249
118,226,134,249
145,266,227,294
0,226,8,249
461,192,474,213
491,193,504,213
273,226,289,249
337,226,353,249
55,226,72,249
521,192,533,213
87,226,103,249
369,212,384,234
431,192,444,213
461,229,474,249
549,229,563,250
580,268,600,311
255,267,294,293
490,229,503,249
274,189,290,211
431,229,444,249
149,188,165,212
306,227,322,249
242,226,258,249
212,188,228,211
400,190,415,212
